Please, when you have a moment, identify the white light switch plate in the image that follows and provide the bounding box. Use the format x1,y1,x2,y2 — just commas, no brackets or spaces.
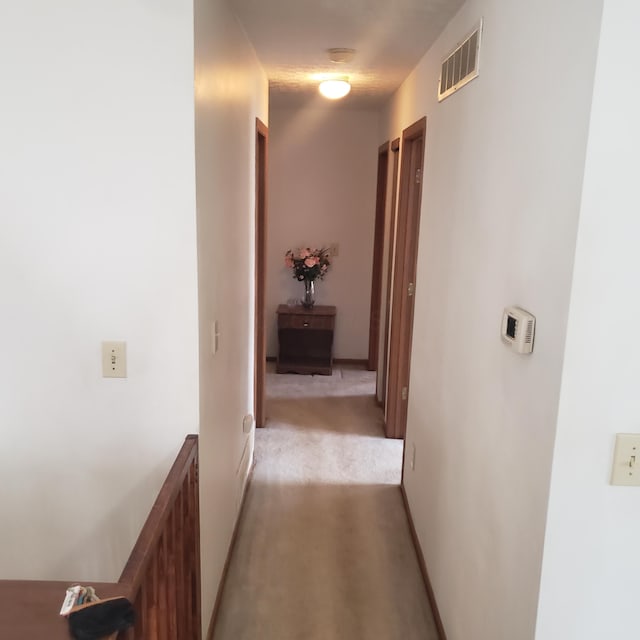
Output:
102,341,127,378
611,434,640,486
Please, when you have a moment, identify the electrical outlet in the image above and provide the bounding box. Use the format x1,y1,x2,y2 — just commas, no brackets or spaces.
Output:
242,414,254,434
102,341,127,378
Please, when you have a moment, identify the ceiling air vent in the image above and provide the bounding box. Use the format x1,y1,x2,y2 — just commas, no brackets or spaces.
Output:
438,19,483,102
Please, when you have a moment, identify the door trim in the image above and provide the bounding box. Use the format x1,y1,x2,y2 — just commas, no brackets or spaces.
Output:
385,118,426,439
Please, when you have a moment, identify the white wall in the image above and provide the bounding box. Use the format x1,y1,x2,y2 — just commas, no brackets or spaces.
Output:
535,1,640,637
194,0,268,633
266,107,379,360
0,1,198,581
382,0,603,638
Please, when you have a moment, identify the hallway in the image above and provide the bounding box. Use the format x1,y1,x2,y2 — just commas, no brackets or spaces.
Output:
212,366,439,640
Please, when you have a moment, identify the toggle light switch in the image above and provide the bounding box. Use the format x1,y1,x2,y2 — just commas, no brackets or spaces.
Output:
102,341,127,378
611,434,640,486
211,321,220,356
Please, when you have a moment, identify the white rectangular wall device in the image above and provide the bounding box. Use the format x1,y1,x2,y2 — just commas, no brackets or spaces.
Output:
501,306,535,354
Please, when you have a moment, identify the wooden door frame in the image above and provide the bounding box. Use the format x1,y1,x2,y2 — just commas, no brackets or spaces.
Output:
367,141,390,371
254,118,268,428
378,137,401,408
385,117,426,440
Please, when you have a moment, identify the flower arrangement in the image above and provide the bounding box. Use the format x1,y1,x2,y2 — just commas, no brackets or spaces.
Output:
285,247,331,281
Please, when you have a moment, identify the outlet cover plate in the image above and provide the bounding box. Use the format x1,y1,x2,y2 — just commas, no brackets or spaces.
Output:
242,414,254,433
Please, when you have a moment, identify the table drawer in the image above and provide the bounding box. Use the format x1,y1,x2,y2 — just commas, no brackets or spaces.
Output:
278,314,333,330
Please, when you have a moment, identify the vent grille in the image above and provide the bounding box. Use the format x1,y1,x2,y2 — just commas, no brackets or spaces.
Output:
438,19,483,101
524,319,534,345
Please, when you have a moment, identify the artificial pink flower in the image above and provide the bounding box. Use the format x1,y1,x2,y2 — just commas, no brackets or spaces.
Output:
284,247,331,281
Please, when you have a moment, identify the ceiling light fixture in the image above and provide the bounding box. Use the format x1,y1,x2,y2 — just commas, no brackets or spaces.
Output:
319,77,351,100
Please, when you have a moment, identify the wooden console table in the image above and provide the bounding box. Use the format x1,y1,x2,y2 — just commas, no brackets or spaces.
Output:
276,304,336,375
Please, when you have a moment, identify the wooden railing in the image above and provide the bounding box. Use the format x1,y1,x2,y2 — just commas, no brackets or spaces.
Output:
119,434,201,638
0,434,201,640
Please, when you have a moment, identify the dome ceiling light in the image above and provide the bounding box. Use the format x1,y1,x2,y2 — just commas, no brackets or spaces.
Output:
318,48,356,100
319,76,351,100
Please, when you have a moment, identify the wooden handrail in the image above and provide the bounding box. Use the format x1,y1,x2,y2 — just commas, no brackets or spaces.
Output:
120,434,199,591
0,434,201,640
120,434,201,639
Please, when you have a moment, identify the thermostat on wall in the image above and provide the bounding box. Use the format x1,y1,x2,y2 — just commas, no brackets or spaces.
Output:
501,306,535,354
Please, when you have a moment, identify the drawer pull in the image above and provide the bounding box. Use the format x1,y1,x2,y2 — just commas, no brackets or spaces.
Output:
303,322,309,327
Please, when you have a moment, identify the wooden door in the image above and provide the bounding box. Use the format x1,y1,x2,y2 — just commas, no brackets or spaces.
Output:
385,118,426,439
254,118,268,427
367,142,390,371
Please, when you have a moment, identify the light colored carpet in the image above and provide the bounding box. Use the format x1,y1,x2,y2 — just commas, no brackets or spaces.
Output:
212,365,439,640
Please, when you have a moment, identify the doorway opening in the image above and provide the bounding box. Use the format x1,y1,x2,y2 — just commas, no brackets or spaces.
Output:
254,118,268,428
378,137,401,410
368,141,390,372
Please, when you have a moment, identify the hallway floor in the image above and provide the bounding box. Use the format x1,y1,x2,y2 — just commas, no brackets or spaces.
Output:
212,365,439,640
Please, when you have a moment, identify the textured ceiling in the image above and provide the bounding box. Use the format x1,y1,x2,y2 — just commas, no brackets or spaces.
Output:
228,0,465,108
